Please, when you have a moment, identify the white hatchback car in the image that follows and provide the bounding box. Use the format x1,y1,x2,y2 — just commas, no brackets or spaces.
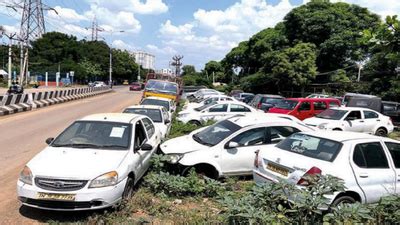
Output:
253,131,400,207
303,107,394,136
140,97,176,118
123,105,171,139
177,101,259,125
17,113,161,211
160,114,314,179
183,95,237,111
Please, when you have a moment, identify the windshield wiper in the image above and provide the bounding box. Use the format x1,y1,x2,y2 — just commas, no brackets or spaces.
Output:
192,134,212,146
99,144,127,149
52,143,102,148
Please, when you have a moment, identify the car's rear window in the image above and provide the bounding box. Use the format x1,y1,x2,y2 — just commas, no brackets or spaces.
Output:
276,133,342,162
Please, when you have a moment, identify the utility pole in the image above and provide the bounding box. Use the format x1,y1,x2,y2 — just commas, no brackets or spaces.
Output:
2,33,17,87
171,55,183,76
90,16,104,41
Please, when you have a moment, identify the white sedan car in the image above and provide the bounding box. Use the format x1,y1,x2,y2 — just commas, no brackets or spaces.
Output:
140,97,176,118
177,101,259,125
160,114,314,179
17,113,161,211
253,131,400,207
183,95,237,111
303,107,394,136
123,105,171,140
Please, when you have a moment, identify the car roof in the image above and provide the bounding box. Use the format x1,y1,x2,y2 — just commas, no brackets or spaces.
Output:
143,96,173,102
79,113,141,123
286,97,338,101
255,94,283,98
299,131,378,142
125,105,164,110
147,79,177,85
226,113,303,127
332,106,380,112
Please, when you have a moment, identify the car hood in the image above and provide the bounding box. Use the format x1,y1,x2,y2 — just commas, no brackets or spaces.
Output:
268,108,292,114
303,117,333,126
28,147,128,180
161,134,207,154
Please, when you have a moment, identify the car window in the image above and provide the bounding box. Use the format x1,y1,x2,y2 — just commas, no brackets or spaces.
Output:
230,104,251,112
346,111,362,120
353,142,389,168
134,121,147,150
123,108,162,122
269,126,301,143
142,118,155,138
298,102,311,111
385,142,400,168
364,111,379,119
230,128,266,147
329,101,340,107
313,101,327,110
208,104,228,112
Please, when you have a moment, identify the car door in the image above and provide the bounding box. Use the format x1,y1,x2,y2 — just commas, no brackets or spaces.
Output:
297,101,313,120
350,141,396,203
363,110,380,134
344,110,364,132
313,101,327,116
201,103,229,121
384,142,400,194
139,118,158,174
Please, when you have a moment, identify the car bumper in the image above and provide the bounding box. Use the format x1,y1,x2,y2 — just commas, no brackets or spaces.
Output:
17,178,127,211
176,116,190,124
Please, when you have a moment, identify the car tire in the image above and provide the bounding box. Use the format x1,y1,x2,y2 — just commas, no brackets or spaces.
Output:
330,195,356,207
375,127,387,137
332,128,342,131
122,177,135,200
188,120,201,126
183,165,219,180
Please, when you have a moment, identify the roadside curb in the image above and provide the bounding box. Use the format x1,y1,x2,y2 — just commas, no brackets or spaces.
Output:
0,87,112,116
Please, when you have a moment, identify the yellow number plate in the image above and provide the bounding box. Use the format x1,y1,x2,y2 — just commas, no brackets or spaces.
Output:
37,193,75,201
267,163,289,176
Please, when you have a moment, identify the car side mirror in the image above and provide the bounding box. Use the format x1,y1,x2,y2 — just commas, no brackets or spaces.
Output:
226,141,239,149
45,137,54,145
140,143,153,151
165,119,171,124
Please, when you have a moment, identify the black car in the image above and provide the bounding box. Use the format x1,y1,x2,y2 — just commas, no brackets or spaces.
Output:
383,101,400,127
249,94,284,112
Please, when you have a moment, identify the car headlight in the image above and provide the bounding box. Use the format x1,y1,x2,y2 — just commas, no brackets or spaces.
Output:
19,166,33,185
318,123,328,130
166,154,184,164
89,171,118,188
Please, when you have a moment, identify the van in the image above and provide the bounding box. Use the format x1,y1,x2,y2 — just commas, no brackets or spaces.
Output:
268,98,341,120
249,94,284,112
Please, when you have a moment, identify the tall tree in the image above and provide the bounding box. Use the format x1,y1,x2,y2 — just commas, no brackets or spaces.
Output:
181,65,196,75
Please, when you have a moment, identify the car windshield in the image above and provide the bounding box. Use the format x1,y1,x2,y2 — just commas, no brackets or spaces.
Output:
141,99,170,111
123,108,162,122
275,100,298,110
316,109,348,120
203,97,218,105
264,98,282,105
192,120,241,146
145,80,178,94
51,121,132,150
195,102,217,111
276,133,342,162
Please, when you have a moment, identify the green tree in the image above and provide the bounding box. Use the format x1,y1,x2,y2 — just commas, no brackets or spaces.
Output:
182,65,196,75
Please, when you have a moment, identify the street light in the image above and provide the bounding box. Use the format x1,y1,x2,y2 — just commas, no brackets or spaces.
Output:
104,30,124,88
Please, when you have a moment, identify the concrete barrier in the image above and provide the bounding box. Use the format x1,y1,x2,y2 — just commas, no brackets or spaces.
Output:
0,86,111,116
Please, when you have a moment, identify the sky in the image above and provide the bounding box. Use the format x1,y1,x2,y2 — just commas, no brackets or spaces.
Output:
0,0,399,70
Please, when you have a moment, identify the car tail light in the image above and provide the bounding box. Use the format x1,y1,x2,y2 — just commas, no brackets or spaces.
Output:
254,150,260,168
257,102,262,109
297,166,322,186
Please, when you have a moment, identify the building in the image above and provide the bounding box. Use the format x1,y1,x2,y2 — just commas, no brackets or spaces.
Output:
156,68,173,74
131,51,155,70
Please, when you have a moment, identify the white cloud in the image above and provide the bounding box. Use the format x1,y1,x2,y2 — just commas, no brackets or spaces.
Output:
47,6,88,23
146,44,177,55
2,25,19,34
112,39,135,51
85,0,168,15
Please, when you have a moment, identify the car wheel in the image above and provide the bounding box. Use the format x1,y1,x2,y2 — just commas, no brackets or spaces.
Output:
188,120,201,126
183,165,219,180
332,128,342,131
375,128,387,137
331,195,356,207
122,177,135,200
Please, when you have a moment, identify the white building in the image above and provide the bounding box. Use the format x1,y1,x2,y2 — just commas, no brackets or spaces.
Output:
157,68,173,74
131,51,155,70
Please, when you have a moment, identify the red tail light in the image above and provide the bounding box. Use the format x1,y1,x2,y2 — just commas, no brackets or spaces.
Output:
254,150,260,168
257,102,262,109
297,166,322,186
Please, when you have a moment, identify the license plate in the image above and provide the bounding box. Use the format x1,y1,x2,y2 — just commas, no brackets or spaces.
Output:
37,192,75,201
267,163,289,176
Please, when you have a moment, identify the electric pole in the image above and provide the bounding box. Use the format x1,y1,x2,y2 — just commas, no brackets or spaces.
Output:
171,55,183,76
90,16,104,41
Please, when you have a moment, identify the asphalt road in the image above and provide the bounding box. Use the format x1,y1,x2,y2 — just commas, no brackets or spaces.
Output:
0,86,142,224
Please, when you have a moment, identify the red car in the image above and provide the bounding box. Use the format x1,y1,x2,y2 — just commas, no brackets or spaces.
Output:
129,82,144,91
268,98,341,120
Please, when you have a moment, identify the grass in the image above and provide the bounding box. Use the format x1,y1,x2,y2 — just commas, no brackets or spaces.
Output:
389,130,400,140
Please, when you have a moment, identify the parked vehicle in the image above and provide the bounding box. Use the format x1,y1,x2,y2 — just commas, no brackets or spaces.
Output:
160,114,314,179
243,94,255,104
303,107,394,136
269,98,341,120
383,101,400,127
17,113,161,211
248,94,284,112
93,81,107,87
129,82,144,91
181,86,207,100
123,105,171,139
229,89,243,97
7,82,24,95
183,95,237,111
342,92,377,106
233,93,255,102
253,131,400,207
188,89,223,102
177,101,259,125
306,93,330,98
140,97,176,118
143,79,181,102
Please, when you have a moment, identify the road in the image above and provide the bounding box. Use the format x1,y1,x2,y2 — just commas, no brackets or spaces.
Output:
0,86,142,224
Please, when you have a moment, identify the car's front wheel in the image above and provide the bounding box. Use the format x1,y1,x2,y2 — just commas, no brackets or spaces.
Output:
122,177,135,200
331,195,356,207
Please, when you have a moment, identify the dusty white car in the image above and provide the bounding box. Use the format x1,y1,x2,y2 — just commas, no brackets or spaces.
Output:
177,101,259,125
183,95,237,111
140,97,176,118
160,114,314,179
123,105,171,139
17,113,161,211
303,107,394,136
253,131,400,207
